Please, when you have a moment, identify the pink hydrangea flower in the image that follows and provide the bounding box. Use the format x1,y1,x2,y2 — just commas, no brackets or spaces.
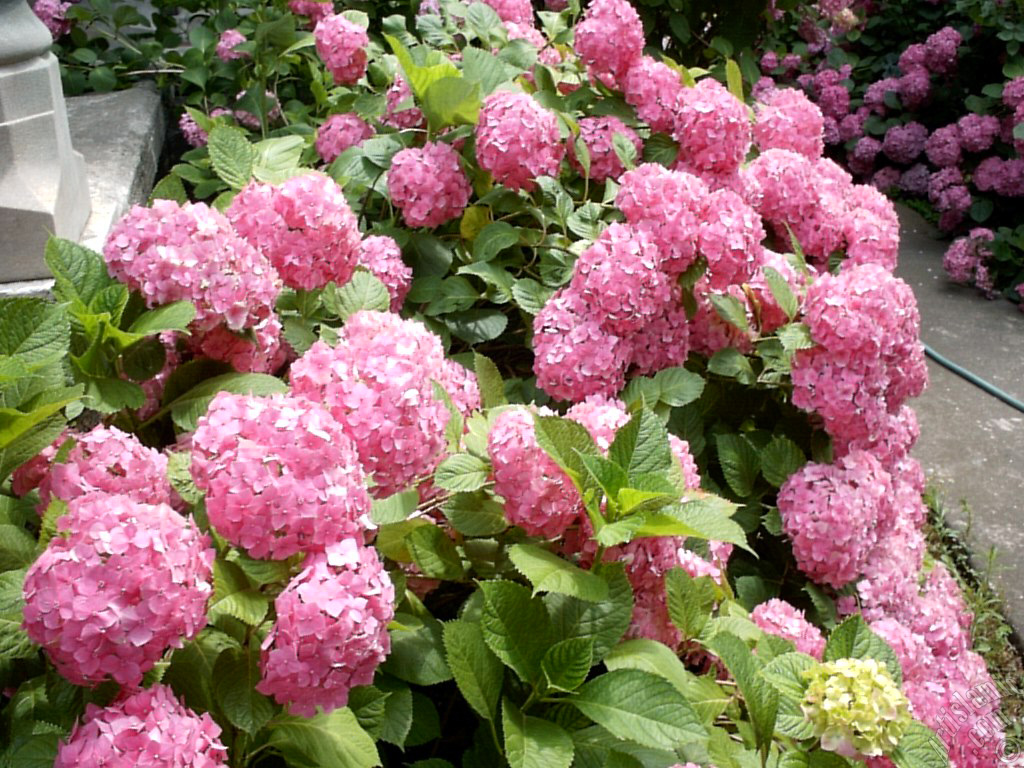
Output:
55,685,226,767
191,392,372,560
532,288,630,402
848,136,882,177
290,312,459,496
228,173,361,292
189,315,285,374
924,124,961,168
33,0,72,39
570,223,673,335
357,235,412,310
566,395,630,453
233,90,281,130
179,112,207,148
1004,76,1024,109
382,77,425,130
289,0,332,24
753,87,825,159
216,28,248,61
481,0,533,23
568,116,643,183
388,141,472,228
23,494,214,687
314,14,369,85
104,200,281,335
315,113,373,164
864,78,901,114
573,0,644,88
957,113,1000,153
258,540,394,715
698,189,765,289
37,425,171,512
627,293,691,375
923,26,962,76
777,451,894,588
752,599,826,658
616,163,709,275
624,56,684,134
882,122,928,165
672,78,752,176
476,90,564,191
842,183,901,271
943,228,994,285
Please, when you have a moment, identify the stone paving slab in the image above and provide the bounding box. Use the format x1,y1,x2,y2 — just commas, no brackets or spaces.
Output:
895,206,1024,637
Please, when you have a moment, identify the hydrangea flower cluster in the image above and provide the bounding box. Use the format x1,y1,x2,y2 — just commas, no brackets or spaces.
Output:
802,658,912,758
228,172,361,292
215,28,248,61
569,117,643,183
573,0,644,88
751,599,826,659
191,392,372,560
357,235,413,311
23,494,214,687
314,14,369,85
481,0,534,24
753,87,825,159
289,0,332,24
55,685,226,768
388,141,473,228
290,311,468,497
257,540,394,715
672,78,752,176
475,90,565,191
624,57,685,134
943,227,995,288
315,112,374,164
35,425,171,511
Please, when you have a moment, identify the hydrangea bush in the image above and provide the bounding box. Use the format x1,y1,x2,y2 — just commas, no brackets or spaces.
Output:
0,1,1009,767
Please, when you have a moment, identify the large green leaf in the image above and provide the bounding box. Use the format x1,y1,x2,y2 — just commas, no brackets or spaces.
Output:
532,413,600,488
44,237,111,306
665,568,715,641
503,699,575,768
422,77,481,130
433,453,490,492
608,409,674,481
509,543,608,602
208,125,255,189
406,524,465,580
479,580,554,684
890,722,949,768
384,34,460,100
0,569,36,662
252,136,305,183
206,559,270,627
571,669,707,750
544,564,633,662
383,615,452,686
760,652,818,740
212,646,275,734
127,300,196,336
707,632,778,755
442,620,503,720
168,373,289,431
541,637,593,692
268,708,380,768
761,436,806,488
716,434,761,498
0,299,69,372
324,270,391,320
823,615,903,684
164,629,239,715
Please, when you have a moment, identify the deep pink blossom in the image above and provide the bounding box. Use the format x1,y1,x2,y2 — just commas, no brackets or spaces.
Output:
476,90,564,191
315,113,373,164
388,141,472,228
752,599,826,659
753,87,825,159
573,0,644,88
624,56,684,134
315,14,369,85
216,28,248,61
672,78,751,176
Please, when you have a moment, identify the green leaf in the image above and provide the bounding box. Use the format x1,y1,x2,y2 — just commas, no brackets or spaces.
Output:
252,136,306,184
823,615,902,684
710,293,749,333
763,268,798,320
473,222,520,263
603,638,719,711
760,652,818,739
479,580,554,684
225,550,292,586
127,301,196,336
542,637,594,692
169,373,288,431
443,491,508,536
444,309,508,344
761,436,806,487
544,564,633,662
665,568,715,641
422,77,481,130
708,347,756,384
707,633,777,754
207,560,270,627
79,375,145,414
213,646,274,734
371,490,419,526
611,133,638,171
461,47,509,96
649,495,748,551
434,453,490,492
652,367,705,407
643,133,679,166
268,708,380,768
473,352,506,408
725,58,745,101
325,271,391,321
512,278,554,316
149,173,189,205
207,125,255,190
503,699,575,768
384,34,460,100
0,524,37,570
384,615,452,685
716,434,761,498
608,409,674,481
778,323,814,354
377,677,414,747
0,299,70,371
348,685,390,739
509,543,608,602
0,569,35,662
406,690,441,747
44,238,111,306
166,450,203,506
890,722,949,768
580,453,629,504
443,620,503,720
532,413,600,486
165,629,239,715
122,337,167,381
406,523,466,580
571,669,707,750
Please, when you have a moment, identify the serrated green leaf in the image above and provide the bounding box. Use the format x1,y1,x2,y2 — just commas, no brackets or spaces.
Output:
708,347,756,384
44,237,112,306
716,434,761,498
0,569,35,662
725,58,744,101
890,722,949,768
778,323,814,354
707,633,777,754
324,270,391,321
371,490,419,525
149,173,189,204
533,413,600,487
225,549,292,586
823,615,902,684
384,34,460,101
443,619,503,720
760,652,818,739
544,563,633,662
473,222,520,263
512,278,554,315
0,299,70,372
509,543,608,602
503,699,575,768
763,268,798,321
572,669,707,750
608,409,674,482
761,436,806,487
444,309,508,345
472,352,506,409
122,337,167,382
268,708,380,768
665,568,715,641
127,301,196,336
207,560,269,627
213,646,274,734
480,580,554,683
0,524,36,570
207,125,255,189
542,637,594,692
252,136,305,184
710,293,750,333
384,615,452,686
434,453,490,492
348,685,390,740
442,491,507,536
406,523,465,580
168,373,289,431
165,629,239,715
376,677,414,747
167,450,203,506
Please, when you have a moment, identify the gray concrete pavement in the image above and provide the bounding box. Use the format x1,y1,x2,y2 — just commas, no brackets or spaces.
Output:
895,206,1024,636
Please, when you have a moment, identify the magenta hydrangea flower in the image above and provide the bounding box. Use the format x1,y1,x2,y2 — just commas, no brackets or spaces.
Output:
753,87,825,159
33,0,72,39
627,293,691,376
697,188,765,290
943,228,994,285
23,494,214,687
672,77,752,176
570,223,673,335
315,113,373,164
179,112,207,148
624,57,684,134
289,0,332,24
532,288,630,402
228,173,361,292
923,26,962,76
357,235,412,311
189,316,285,375
752,599,826,659
487,406,582,538
314,14,369,85
55,685,226,768
191,393,372,560
566,395,630,453
36,425,171,512
897,68,931,111
881,122,928,165
1005,76,1024,109
924,124,961,168
777,451,894,588
104,200,281,335
616,163,709,275
476,90,564,191
382,77,425,130
568,117,643,183
481,0,533,23
258,540,394,716
842,183,901,271
215,28,248,61
573,0,644,88
290,311,460,497
973,156,1024,197
388,141,472,228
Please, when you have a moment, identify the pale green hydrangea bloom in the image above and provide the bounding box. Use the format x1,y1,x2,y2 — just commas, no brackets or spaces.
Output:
801,657,912,758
